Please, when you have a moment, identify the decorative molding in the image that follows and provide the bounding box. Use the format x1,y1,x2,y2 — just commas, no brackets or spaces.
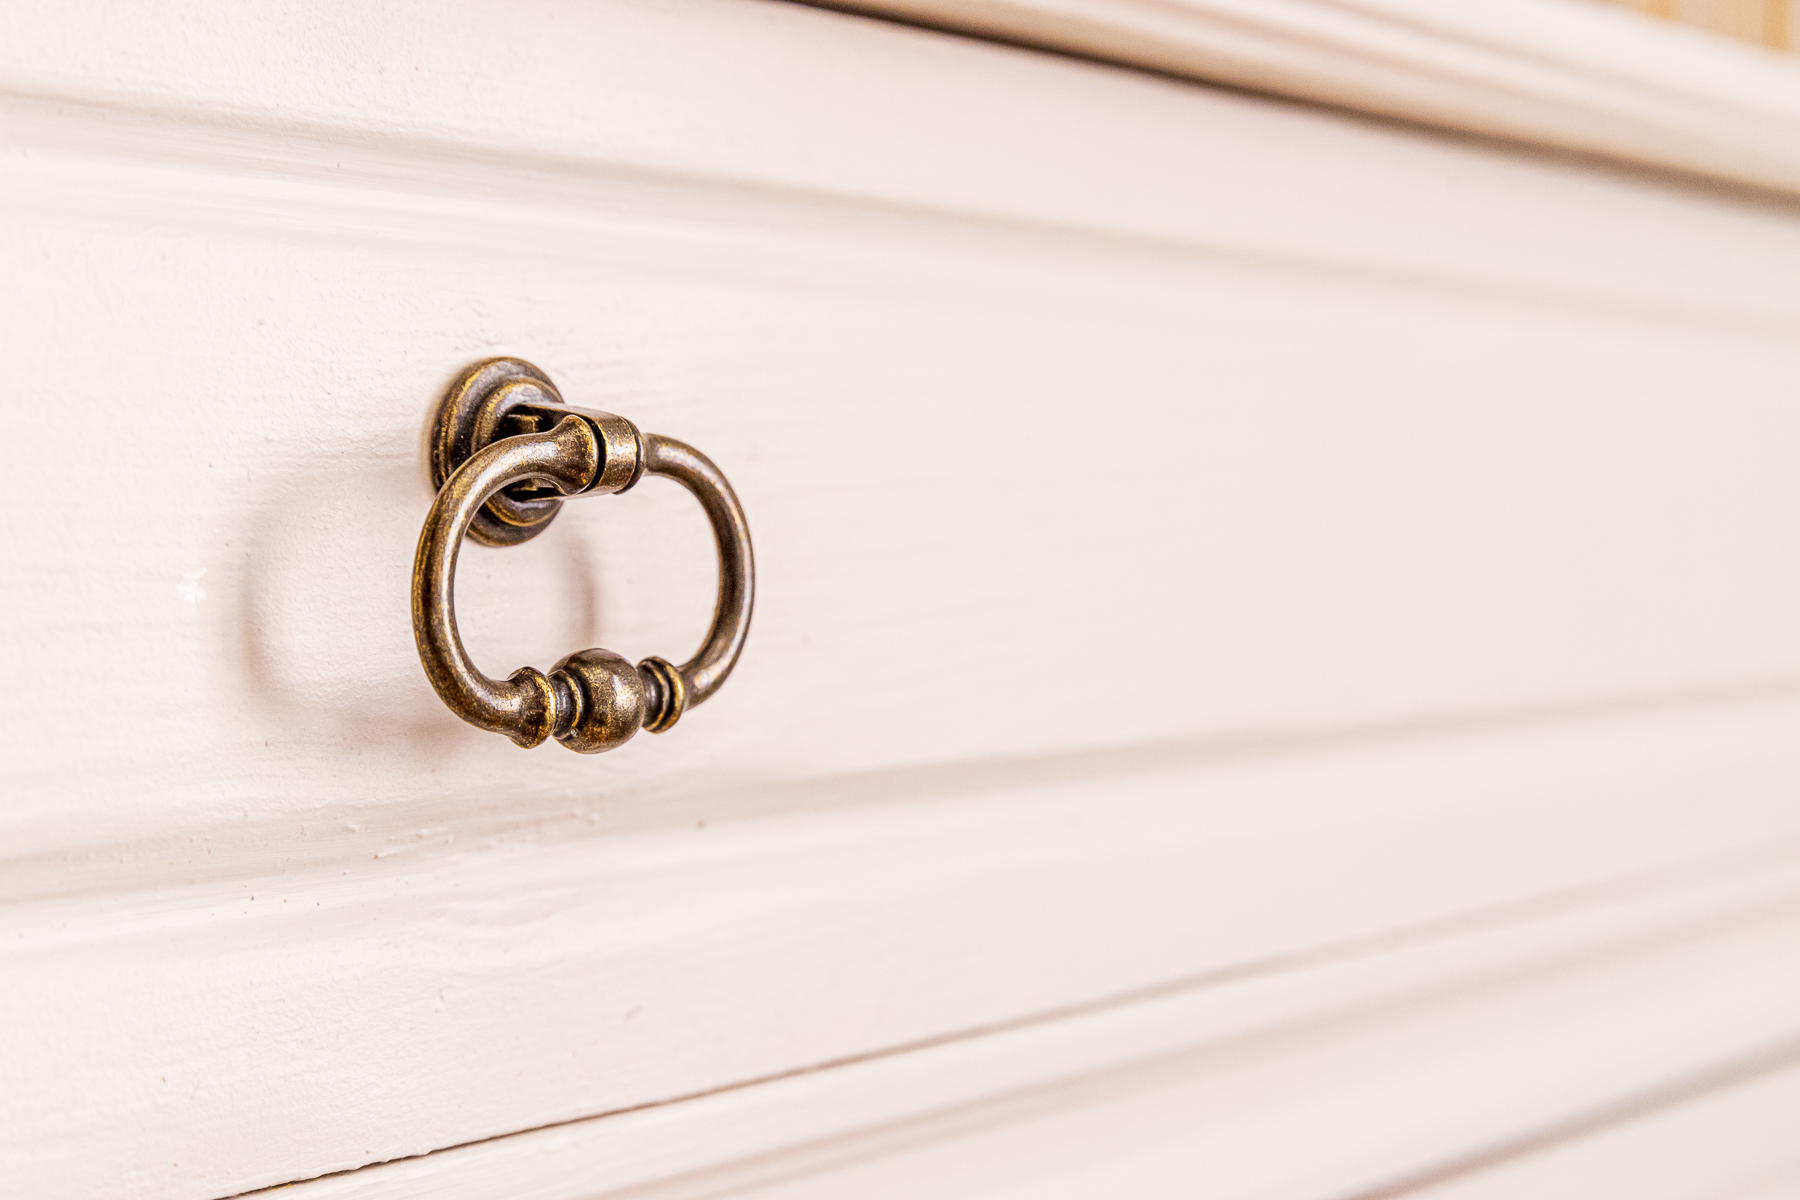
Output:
818,0,1800,196
9,700,1800,1195
268,859,1800,1197
6,3,1800,1195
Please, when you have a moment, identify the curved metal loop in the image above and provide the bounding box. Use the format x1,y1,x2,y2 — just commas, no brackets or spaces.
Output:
411,362,754,755
639,433,755,716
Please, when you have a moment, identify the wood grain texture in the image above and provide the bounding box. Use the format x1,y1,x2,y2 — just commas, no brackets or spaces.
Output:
819,0,1800,195
8,704,1800,1195
1400,1065,1800,1200
2,0,1799,1195
267,861,1800,1198
3,0,1799,895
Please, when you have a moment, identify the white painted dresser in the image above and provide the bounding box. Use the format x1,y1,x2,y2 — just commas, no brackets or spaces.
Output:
4,1,1800,1196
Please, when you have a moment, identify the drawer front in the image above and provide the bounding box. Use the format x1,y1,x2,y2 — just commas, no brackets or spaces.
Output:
3,1,1800,1196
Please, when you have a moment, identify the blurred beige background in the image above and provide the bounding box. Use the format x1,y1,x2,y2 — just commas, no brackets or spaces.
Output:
1604,0,1798,48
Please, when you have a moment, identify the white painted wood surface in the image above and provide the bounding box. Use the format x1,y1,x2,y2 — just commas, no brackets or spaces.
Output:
829,0,1800,195
263,855,1800,1198
2,1,1799,1196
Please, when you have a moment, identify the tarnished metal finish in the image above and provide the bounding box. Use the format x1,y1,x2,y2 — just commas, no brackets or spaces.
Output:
412,357,755,754
413,416,604,747
637,655,687,734
431,358,568,547
638,434,755,719
551,648,649,755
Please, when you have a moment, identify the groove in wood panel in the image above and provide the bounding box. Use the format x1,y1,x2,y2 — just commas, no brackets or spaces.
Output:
244,865,1800,1198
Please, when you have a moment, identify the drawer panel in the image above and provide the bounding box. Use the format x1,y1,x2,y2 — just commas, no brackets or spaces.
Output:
3,0,1799,1195
2,2,1799,875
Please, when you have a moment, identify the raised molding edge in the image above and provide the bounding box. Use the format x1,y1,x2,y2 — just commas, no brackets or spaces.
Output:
260,860,1800,1198
811,0,1800,197
12,697,1794,1197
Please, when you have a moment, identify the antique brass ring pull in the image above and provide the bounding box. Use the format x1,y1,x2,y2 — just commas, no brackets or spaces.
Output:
412,358,753,754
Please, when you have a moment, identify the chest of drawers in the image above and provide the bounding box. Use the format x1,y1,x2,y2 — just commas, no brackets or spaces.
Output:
4,2,1800,1196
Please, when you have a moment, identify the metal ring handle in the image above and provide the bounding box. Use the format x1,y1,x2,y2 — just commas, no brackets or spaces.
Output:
411,360,754,754
638,434,754,716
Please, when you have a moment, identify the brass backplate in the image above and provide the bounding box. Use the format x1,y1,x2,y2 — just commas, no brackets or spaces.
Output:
429,357,567,546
